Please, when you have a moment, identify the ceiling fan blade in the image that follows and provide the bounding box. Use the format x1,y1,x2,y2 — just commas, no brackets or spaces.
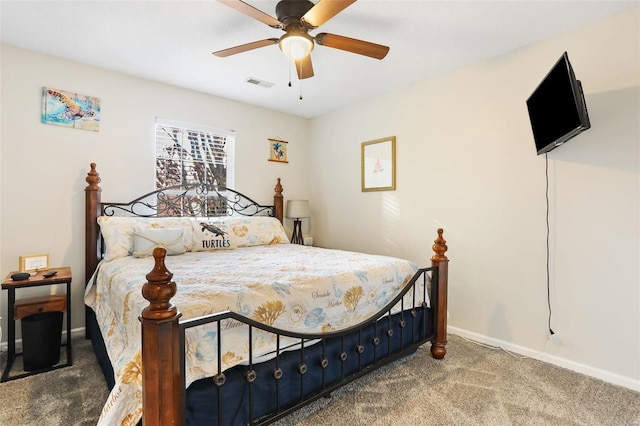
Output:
315,33,389,60
212,38,279,57
302,0,357,28
217,0,283,28
295,55,314,79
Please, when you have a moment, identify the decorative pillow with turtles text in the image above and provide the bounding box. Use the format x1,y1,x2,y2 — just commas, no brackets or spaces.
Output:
191,221,235,251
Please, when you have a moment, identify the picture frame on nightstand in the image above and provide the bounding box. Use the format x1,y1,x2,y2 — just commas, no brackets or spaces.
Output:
19,254,49,272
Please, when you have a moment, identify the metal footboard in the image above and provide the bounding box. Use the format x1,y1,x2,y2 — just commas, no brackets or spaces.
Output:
177,266,437,425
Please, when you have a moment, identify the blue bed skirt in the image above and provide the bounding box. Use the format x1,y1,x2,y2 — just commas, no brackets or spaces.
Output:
87,306,430,425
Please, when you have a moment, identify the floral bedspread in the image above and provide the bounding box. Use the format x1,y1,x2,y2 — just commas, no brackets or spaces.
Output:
85,244,421,426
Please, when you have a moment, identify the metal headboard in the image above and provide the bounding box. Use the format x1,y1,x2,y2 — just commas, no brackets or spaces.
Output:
100,183,277,219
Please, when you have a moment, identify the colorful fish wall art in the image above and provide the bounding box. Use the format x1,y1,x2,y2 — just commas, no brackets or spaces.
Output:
41,87,100,131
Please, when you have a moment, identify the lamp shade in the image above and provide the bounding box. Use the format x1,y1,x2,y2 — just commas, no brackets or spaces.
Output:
279,31,314,60
286,200,311,219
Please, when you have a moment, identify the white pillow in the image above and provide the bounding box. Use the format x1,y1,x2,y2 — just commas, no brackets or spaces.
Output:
98,216,194,261
132,227,187,258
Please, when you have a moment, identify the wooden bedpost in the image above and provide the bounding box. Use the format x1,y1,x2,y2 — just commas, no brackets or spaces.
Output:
430,228,449,359
274,177,284,224
85,163,102,338
141,248,182,426
85,163,101,281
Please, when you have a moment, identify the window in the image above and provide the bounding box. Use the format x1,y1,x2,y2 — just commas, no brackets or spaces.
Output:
155,118,235,189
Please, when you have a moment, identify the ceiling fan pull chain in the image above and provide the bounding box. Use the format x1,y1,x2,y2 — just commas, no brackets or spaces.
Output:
299,61,303,100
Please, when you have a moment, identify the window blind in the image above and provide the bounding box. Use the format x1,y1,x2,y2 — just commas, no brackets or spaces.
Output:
155,118,235,189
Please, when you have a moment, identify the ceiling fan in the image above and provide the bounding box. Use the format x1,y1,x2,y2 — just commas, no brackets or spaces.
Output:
213,0,390,80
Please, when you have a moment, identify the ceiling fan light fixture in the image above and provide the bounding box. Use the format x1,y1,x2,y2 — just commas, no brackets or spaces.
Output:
279,31,313,60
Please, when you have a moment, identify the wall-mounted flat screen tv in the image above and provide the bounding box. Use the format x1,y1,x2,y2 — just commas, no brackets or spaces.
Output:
526,52,591,155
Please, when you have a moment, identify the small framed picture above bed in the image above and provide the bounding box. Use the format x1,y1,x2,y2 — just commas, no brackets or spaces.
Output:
268,138,288,163
361,136,396,192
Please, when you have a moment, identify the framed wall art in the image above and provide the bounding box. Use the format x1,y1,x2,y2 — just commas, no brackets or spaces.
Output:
361,136,396,192
41,87,101,132
268,138,288,163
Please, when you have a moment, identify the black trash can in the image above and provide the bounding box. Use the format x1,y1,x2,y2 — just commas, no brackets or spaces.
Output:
21,311,63,371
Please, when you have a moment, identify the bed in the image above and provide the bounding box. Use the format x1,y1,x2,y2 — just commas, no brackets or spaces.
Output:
83,163,449,426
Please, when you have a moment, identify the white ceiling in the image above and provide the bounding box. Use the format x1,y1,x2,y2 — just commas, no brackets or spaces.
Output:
1,1,637,118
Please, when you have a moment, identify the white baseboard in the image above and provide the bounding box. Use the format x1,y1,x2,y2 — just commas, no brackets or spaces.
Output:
3,325,637,393
0,327,86,352
448,326,640,392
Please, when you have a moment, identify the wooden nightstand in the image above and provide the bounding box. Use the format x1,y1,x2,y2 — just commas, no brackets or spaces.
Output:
1,267,72,382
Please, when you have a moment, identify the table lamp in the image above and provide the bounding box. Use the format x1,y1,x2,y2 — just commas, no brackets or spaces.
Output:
286,200,310,245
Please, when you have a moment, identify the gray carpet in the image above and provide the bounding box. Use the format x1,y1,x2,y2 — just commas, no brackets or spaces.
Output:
0,334,638,425
0,337,108,425
274,336,640,426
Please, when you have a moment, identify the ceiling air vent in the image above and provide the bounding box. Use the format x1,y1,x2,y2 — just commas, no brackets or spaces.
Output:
246,77,274,88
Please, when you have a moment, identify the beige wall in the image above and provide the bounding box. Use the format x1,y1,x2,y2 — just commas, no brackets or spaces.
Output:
308,9,639,389
0,44,310,340
1,8,638,392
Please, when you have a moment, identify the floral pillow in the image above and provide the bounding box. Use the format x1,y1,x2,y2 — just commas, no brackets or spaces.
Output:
226,216,289,247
